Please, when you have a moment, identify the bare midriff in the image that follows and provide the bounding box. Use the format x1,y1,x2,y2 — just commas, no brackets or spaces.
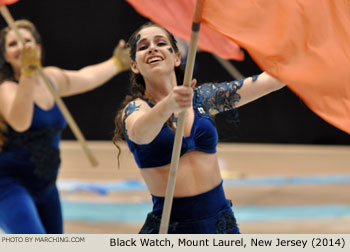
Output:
140,150,222,197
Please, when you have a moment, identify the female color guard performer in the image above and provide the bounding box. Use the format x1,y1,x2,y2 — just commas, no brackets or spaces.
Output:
113,22,285,234
0,19,130,233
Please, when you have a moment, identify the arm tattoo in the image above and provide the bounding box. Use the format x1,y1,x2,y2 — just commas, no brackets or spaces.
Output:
124,101,141,120
122,101,141,138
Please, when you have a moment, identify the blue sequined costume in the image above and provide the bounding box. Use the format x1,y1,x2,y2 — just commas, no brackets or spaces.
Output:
124,80,248,233
0,102,66,234
140,181,239,234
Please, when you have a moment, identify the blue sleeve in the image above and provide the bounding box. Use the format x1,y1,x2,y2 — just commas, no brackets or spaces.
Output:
193,75,258,122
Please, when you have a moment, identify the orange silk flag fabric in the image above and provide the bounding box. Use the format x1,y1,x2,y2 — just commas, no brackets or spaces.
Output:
202,0,350,133
0,0,18,6
125,0,244,60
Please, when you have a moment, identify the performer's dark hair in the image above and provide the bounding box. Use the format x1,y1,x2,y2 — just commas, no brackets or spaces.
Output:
113,22,184,166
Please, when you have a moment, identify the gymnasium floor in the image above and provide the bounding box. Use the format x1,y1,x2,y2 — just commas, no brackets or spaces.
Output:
58,141,350,234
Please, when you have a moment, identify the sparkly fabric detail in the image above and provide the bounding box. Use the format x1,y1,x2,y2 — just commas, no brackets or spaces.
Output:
139,212,178,234
193,80,243,126
139,209,240,234
216,209,240,234
3,126,62,183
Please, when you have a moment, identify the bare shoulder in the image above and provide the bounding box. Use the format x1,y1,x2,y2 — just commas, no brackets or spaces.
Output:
123,98,150,112
0,81,18,116
0,80,18,93
122,98,150,120
42,66,67,91
43,66,63,78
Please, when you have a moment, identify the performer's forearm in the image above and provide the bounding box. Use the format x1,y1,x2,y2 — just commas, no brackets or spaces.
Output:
127,98,173,144
235,72,285,108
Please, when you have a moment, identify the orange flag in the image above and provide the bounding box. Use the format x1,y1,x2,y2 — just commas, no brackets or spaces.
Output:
0,0,18,6
125,0,244,60
201,0,350,133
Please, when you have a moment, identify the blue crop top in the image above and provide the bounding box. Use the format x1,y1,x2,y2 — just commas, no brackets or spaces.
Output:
126,104,218,168
123,78,253,168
